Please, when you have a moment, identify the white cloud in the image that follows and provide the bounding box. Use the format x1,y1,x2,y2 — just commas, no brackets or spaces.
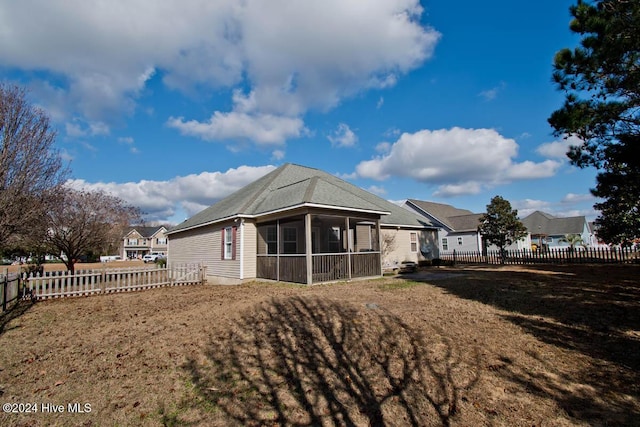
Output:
478,82,506,101
375,142,392,153
66,165,276,222
356,127,562,196
536,135,583,160
514,196,599,220
0,0,440,146
271,149,285,161
376,97,384,109
560,193,595,204
167,112,307,146
367,185,387,195
65,120,110,138
328,123,358,147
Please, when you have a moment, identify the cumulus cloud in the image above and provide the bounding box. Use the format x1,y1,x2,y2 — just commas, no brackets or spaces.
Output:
328,123,358,147
167,112,307,146
367,185,387,196
356,127,562,197
0,0,440,145
513,196,598,219
536,135,583,160
66,165,276,222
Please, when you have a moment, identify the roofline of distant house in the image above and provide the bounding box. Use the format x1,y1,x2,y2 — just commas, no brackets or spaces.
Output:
166,202,393,235
404,199,453,231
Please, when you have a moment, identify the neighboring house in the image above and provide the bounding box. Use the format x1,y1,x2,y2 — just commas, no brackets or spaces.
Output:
587,222,611,248
403,199,531,253
521,211,590,250
166,163,437,285
123,226,168,259
403,199,484,255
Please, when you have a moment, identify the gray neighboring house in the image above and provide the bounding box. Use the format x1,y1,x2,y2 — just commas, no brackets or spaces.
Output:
166,164,437,285
403,199,485,255
403,199,532,254
521,211,591,250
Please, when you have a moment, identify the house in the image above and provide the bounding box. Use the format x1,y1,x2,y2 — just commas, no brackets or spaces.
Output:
403,199,531,253
166,163,438,285
521,211,590,250
403,199,485,255
122,226,168,259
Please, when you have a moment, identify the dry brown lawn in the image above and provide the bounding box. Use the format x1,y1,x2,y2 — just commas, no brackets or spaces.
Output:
0,264,638,426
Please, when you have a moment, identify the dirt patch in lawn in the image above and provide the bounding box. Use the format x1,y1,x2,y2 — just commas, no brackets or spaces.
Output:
0,264,638,426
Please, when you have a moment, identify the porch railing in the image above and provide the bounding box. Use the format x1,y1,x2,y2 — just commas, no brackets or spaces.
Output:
257,252,381,284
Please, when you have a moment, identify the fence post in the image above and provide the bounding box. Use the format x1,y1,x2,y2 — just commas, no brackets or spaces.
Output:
100,268,106,294
453,249,457,266
2,274,7,312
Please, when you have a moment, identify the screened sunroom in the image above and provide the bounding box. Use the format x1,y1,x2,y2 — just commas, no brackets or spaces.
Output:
256,212,381,284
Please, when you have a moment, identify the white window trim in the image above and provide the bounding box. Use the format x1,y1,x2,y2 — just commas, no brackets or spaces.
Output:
224,227,233,260
410,232,418,252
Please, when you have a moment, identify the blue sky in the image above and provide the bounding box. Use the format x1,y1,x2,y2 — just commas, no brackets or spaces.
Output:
0,0,597,224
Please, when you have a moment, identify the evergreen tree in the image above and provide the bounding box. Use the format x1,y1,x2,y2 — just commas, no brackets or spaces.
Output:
478,196,527,263
549,0,640,243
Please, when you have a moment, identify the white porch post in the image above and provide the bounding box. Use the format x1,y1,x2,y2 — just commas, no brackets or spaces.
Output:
377,219,382,273
305,213,313,285
345,217,352,280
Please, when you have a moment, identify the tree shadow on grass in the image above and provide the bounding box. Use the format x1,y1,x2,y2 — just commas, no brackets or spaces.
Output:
0,300,34,338
420,264,640,424
183,296,479,426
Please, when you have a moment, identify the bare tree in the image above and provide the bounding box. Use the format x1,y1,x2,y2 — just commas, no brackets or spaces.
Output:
44,188,141,274
0,83,67,249
380,230,397,266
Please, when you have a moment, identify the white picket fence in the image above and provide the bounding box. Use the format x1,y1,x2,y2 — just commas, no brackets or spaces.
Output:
23,263,206,300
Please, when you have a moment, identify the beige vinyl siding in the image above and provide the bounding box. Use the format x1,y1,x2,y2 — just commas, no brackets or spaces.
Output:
242,221,257,279
168,221,240,280
381,227,438,266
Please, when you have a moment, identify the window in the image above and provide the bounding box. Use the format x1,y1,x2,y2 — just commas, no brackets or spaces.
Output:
442,238,448,251
283,227,297,254
223,227,235,260
156,238,167,245
328,226,341,252
127,238,138,246
457,237,463,246
410,232,418,252
545,237,553,243
266,226,277,254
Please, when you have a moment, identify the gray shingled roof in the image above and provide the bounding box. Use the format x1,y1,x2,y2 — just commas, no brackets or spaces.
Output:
521,211,587,235
127,226,165,238
168,164,434,234
406,199,475,230
446,213,484,232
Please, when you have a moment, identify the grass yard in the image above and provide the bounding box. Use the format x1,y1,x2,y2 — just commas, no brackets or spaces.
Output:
0,264,638,426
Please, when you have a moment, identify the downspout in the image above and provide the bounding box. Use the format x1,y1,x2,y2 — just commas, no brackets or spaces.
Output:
239,218,245,280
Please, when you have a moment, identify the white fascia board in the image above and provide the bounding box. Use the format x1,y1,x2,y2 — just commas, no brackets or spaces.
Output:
166,214,254,235
254,203,390,218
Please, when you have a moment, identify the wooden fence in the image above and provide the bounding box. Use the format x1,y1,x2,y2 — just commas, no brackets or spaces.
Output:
23,263,206,300
1,271,21,312
439,247,639,265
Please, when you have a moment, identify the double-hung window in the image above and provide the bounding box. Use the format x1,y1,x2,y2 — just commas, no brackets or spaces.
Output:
223,227,235,260
410,232,418,252
442,238,449,251
266,226,277,254
283,227,297,254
